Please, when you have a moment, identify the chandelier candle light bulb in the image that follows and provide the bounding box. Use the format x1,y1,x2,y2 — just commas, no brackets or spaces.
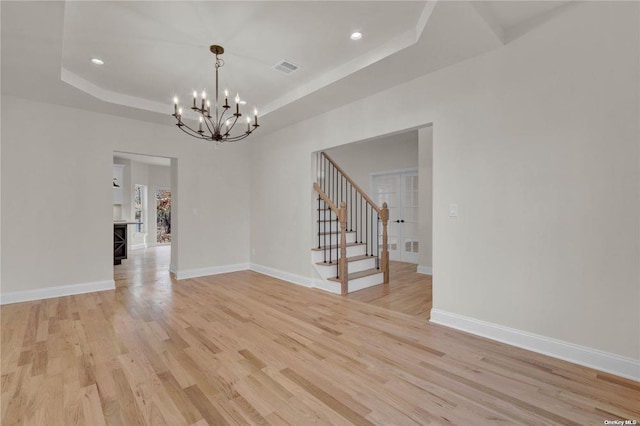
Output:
172,44,259,143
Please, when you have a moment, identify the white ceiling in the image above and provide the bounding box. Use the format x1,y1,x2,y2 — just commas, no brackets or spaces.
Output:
484,1,570,30
61,2,425,111
1,1,573,135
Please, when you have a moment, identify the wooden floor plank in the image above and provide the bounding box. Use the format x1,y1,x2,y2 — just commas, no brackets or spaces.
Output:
1,246,637,425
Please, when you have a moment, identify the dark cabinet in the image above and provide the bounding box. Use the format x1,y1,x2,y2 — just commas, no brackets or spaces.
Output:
114,223,127,265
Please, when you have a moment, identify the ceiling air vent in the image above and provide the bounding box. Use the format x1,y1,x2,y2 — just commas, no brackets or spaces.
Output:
273,60,300,75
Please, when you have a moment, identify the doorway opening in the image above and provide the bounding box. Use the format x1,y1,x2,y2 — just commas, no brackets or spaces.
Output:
112,152,176,287
319,125,433,318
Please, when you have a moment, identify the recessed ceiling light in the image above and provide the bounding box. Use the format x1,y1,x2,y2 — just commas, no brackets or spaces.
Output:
350,32,363,41
239,100,247,105
91,58,104,65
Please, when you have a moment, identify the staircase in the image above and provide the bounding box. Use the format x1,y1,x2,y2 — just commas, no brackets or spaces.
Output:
311,152,390,295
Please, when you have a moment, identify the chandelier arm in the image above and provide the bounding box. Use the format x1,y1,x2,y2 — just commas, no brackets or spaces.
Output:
177,121,200,135
216,109,235,137
178,118,252,142
177,122,210,140
225,115,241,136
223,132,252,143
229,124,258,140
228,135,251,143
219,108,234,131
202,114,216,137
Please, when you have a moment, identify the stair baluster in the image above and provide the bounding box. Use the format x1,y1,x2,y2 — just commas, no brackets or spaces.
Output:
313,151,389,294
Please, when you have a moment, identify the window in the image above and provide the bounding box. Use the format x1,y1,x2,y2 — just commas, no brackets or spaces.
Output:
156,189,171,243
134,184,147,233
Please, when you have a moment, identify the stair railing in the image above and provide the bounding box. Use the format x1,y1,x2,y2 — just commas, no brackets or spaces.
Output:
313,182,348,294
315,151,389,288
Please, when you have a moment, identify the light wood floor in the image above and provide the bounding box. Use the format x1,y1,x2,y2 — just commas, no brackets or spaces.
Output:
347,261,432,321
115,249,432,320
113,245,172,288
2,249,638,425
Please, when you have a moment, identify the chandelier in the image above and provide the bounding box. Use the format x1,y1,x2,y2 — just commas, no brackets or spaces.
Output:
172,45,259,142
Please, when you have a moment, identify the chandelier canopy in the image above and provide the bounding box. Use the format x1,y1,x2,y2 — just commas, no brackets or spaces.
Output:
172,45,259,143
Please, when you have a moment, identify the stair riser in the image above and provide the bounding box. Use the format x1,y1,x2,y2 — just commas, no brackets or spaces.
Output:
311,245,366,263
311,273,384,294
347,272,384,292
349,257,377,273
313,257,377,279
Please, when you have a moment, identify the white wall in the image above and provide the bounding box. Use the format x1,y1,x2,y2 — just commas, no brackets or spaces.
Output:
250,1,639,364
149,164,171,187
325,131,418,192
1,96,251,296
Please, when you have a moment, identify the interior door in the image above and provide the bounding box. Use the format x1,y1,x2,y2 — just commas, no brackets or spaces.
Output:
399,172,419,264
372,173,401,261
372,170,419,264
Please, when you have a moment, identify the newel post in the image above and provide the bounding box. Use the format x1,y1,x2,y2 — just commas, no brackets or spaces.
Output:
339,201,348,295
380,202,389,284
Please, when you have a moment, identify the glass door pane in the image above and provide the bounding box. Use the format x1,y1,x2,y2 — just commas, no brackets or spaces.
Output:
156,189,171,244
372,174,401,261
400,173,419,263
372,170,419,264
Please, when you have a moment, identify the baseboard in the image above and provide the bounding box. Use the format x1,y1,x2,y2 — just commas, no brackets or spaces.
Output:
430,309,640,381
173,263,250,280
0,280,116,305
417,265,432,275
250,264,313,288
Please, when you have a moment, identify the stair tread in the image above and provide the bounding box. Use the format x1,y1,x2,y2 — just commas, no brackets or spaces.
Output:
311,242,364,251
315,254,375,266
328,268,382,282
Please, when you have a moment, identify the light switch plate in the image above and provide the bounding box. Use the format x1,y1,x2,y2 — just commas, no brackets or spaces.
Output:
449,204,458,217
